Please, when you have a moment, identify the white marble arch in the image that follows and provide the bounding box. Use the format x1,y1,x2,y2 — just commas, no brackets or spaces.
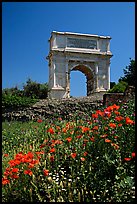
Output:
46,31,113,99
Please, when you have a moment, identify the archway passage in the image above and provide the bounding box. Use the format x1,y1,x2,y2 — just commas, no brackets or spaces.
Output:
70,70,86,97
71,64,94,96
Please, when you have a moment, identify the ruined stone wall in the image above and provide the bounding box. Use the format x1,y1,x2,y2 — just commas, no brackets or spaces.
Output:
2,96,103,122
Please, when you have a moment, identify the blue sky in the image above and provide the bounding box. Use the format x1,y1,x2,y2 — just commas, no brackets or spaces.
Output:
2,2,135,97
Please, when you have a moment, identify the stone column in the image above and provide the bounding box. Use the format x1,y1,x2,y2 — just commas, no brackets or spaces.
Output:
53,61,56,87
95,63,99,91
107,61,110,90
65,60,70,98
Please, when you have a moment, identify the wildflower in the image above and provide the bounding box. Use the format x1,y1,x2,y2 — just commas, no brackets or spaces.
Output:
92,126,98,130
104,126,108,130
118,123,123,127
111,143,119,150
49,148,56,153
24,169,33,176
2,178,10,185
47,128,54,134
37,119,42,123
10,174,19,179
96,110,104,117
35,151,44,155
109,123,116,128
100,134,108,138
124,157,131,161
125,117,134,125
66,137,72,142
28,163,35,168
40,144,46,148
90,137,95,142
76,135,82,139
80,157,85,161
81,127,90,133
71,153,77,159
114,111,120,115
105,139,112,143
50,155,55,162
3,153,9,157
83,152,88,156
12,168,19,173
27,152,34,159
92,113,98,118
43,169,49,176
132,152,135,158
115,116,124,122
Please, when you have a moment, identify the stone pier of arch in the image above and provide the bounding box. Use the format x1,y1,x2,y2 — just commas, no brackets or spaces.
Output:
47,31,113,99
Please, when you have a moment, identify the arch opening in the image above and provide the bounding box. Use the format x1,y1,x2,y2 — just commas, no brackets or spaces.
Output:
70,64,94,97
70,70,86,97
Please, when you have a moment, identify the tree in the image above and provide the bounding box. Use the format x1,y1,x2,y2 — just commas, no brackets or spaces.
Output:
119,58,135,87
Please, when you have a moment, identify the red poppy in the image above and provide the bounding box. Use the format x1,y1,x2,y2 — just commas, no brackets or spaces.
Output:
40,144,46,148
125,117,134,125
114,111,120,115
37,119,43,123
104,126,108,130
118,123,123,127
105,139,112,143
43,169,49,176
47,128,54,134
35,151,44,155
132,152,135,158
100,134,108,138
27,152,34,159
115,116,124,122
28,163,35,168
49,148,56,153
50,155,55,162
10,174,19,179
92,126,98,130
12,168,19,173
2,178,10,185
90,137,95,142
4,171,11,176
80,157,85,161
96,110,104,117
76,135,82,139
3,153,9,157
111,143,119,150
124,157,131,161
66,137,72,142
81,127,90,133
109,123,116,128
71,153,77,159
92,113,98,119
83,152,88,156
24,169,33,176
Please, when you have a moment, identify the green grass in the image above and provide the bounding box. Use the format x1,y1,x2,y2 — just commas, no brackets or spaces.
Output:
2,99,135,202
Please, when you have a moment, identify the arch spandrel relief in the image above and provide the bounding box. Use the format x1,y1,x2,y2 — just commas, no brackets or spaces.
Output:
47,31,113,99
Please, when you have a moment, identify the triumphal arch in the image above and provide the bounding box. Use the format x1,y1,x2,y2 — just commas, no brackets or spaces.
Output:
47,31,113,99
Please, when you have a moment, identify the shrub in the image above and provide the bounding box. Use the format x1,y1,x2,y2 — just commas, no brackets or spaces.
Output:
23,78,49,99
108,81,128,93
2,94,38,109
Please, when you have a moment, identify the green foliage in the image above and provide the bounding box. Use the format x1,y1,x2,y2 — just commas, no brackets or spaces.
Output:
23,78,49,99
119,59,135,87
2,94,38,109
108,81,128,93
2,78,49,109
110,82,116,89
